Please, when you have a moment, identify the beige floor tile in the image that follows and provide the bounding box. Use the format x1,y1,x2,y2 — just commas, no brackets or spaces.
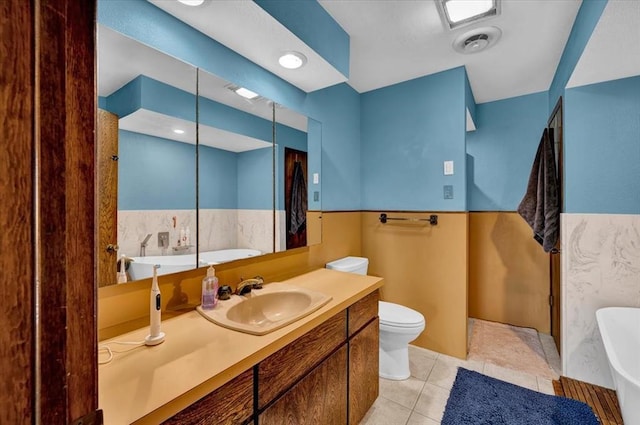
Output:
537,376,556,395
379,377,425,409
359,397,412,425
538,333,562,377
482,363,538,391
408,344,439,360
413,382,450,422
406,411,440,425
426,354,483,390
408,346,437,381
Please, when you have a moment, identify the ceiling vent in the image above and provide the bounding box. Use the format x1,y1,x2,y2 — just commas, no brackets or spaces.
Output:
453,26,502,54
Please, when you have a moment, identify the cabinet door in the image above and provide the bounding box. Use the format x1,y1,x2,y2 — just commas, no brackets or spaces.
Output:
162,368,254,425
97,108,118,287
258,311,346,409
349,318,379,424
260,345,347,425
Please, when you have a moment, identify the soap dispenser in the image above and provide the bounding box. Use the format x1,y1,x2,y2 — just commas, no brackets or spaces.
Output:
145,264,165,346
201,266,219,310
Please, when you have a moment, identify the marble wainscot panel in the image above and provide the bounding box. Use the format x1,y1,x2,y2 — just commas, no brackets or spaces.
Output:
276,210,286,252
561,213,640,388
198,209,238,252
117,210,196,258
236,209,275,255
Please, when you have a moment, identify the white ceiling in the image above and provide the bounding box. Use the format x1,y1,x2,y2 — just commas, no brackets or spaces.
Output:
148,0,347,92
119,109,273,152
318,0,582,102
567,0,640,88
148,0,584,103
101,0,638,121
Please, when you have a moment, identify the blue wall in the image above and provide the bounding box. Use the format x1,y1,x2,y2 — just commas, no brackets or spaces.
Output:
307,83,361,210
198,146,238,210
360,67,467,211
118,130,196,210
466,91,549,211
564,76,640,214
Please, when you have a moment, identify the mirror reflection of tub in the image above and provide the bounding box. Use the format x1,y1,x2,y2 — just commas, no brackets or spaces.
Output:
128,248,261,281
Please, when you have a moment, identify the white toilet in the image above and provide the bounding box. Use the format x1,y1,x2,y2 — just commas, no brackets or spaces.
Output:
326,256,426,380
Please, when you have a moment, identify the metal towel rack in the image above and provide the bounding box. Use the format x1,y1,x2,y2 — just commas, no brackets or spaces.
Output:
379,213,438,225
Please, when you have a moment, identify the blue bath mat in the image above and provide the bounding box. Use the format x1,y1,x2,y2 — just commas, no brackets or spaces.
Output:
441,368,600,425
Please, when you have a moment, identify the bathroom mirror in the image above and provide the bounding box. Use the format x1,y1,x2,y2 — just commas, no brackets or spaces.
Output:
196,69,276,263
97,24,198,285
97,19,323,287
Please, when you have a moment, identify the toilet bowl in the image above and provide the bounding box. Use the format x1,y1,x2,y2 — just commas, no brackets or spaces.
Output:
326,256,426,380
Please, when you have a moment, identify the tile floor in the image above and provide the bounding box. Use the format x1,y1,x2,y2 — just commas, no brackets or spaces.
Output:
360,324,562,425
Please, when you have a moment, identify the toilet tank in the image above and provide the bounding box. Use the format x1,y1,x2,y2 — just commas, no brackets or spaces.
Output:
325,256,368,275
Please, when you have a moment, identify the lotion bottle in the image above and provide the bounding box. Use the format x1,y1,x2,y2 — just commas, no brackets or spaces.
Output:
201,266,218,310
145,264,165,346
117,254,127,284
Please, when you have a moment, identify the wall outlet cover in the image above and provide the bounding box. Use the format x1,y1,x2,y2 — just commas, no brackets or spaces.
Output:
444,185,454,199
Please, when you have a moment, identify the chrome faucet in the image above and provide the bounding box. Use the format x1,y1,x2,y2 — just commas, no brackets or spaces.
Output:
140,233,152,257
235,276,264,296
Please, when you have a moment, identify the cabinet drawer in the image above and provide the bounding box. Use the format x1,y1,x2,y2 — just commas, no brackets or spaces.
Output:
260,345,348,425
162,368,253,425
258,310,347,409
348,290,379,336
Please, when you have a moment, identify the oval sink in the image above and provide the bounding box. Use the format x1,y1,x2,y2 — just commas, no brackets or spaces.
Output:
197,283,332,335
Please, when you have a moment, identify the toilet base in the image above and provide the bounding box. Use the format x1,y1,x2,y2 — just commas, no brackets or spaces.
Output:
379,345,411,380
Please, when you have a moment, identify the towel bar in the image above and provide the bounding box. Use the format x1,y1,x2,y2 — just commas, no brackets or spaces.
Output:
379,213,438,225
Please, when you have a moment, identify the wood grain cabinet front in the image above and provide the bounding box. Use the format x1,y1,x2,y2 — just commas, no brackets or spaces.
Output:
257,310,347,409
162,368,253,425
349,318,379,424
259,345,348,425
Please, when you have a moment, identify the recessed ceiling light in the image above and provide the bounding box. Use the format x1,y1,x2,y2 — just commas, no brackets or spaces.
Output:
234,87,259,100
278,52,307,70
177,0,205,6
173,129,185,134
439,0,499,30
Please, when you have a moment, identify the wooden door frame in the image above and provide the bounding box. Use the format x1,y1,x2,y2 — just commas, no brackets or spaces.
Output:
547,97,563,354
1,1,98,423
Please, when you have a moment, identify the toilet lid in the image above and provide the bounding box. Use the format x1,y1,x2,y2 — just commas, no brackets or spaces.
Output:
379,301,425,328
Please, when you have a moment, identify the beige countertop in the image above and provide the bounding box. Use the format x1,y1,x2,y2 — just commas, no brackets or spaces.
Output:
98,268,383,425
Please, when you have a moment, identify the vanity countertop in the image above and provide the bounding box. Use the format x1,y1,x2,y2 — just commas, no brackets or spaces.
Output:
98,268,384,425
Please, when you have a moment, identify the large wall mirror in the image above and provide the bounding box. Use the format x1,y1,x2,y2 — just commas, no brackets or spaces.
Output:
97,19,322,288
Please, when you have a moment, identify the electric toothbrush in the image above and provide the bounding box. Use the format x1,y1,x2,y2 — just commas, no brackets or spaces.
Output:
145,264,165,346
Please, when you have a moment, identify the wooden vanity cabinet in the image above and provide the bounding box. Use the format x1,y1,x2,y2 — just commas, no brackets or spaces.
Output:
164,290,379,425
162,368,253,425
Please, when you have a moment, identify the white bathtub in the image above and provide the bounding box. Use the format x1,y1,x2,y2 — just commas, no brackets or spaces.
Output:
596,307,640,425
128,248,262,281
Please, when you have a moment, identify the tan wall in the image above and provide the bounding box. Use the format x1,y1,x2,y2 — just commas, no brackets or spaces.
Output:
468,212,550,333
361,212,468,359
98,211,362,339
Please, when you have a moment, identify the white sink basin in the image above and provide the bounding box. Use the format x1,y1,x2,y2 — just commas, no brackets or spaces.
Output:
197,283,332,335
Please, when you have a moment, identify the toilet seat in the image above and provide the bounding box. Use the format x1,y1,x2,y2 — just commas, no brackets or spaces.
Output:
379,301,425,328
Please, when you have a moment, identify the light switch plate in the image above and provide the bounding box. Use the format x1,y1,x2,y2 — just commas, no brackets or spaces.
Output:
313,173,319,184
444,161,454,175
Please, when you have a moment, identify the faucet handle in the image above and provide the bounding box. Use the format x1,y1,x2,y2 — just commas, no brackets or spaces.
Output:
253,275,264,289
